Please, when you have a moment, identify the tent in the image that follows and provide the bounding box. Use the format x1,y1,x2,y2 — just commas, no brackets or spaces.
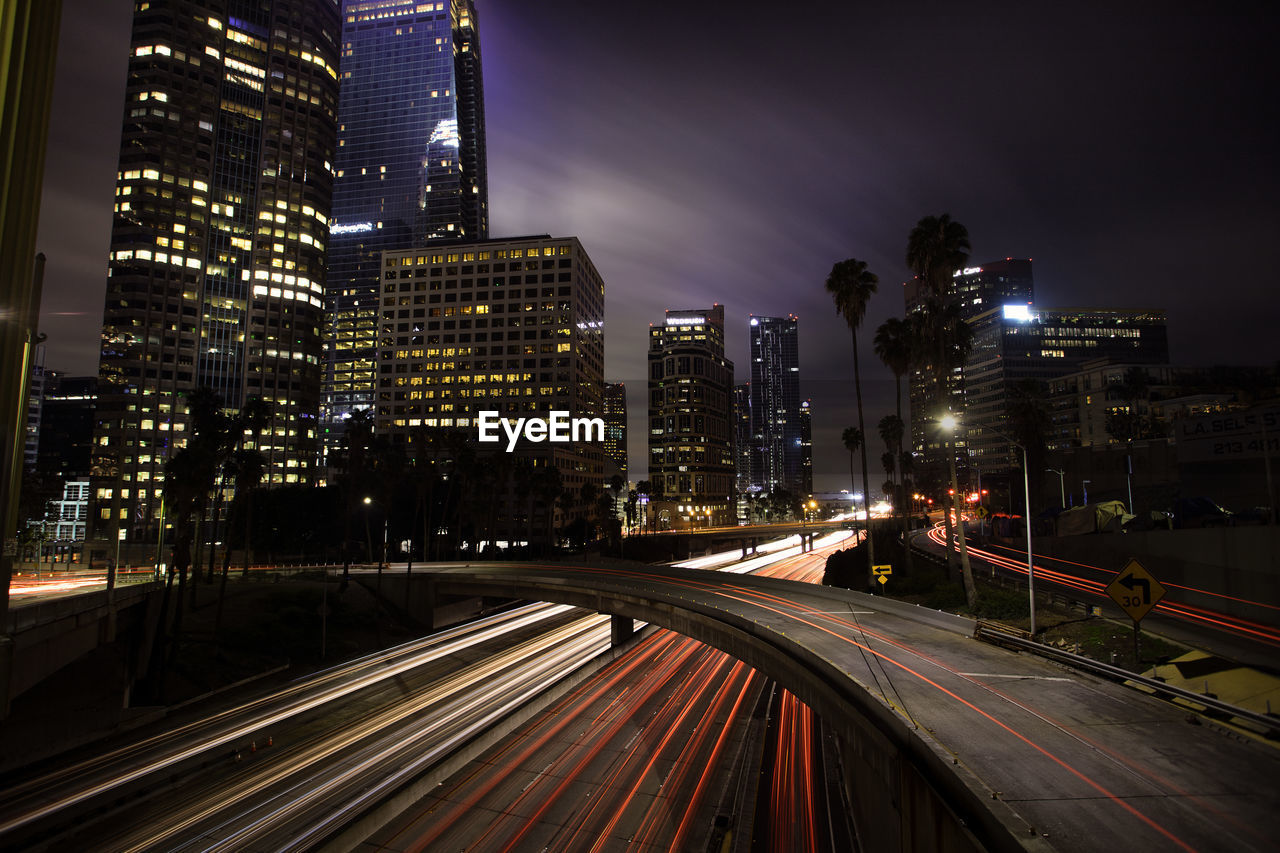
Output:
1055,500,1133,536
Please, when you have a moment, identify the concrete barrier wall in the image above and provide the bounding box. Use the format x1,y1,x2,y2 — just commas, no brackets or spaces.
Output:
1028,527,1280,626
5,584,161,703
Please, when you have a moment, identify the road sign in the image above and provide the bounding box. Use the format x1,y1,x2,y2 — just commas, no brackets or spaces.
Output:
1106,558,1166,622
877,575,888,585
872,564,892,576
976,505,989,519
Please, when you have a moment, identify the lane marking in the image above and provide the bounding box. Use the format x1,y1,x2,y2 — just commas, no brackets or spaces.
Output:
959,672,1074,682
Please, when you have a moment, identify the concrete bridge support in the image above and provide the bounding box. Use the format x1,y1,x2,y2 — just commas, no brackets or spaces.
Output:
610,615,634,646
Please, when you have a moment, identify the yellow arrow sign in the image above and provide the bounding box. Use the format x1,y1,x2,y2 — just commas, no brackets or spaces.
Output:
1106,558,1166,622
872,564,892,576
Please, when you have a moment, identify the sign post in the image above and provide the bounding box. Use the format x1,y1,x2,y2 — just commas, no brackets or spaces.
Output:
872,564,891,592
1105,558,1166,668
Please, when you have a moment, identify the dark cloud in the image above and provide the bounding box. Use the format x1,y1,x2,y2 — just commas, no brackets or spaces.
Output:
37,0,1279,490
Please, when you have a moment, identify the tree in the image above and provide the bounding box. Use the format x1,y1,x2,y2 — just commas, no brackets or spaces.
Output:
841,426,863,533
826,258,879,578
215,448,265,648
874,317,913,428
906,214,976,608
1007,379,1052,519
906,214,971,297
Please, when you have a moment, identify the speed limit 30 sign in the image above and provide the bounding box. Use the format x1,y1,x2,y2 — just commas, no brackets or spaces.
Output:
1106,558,1166,623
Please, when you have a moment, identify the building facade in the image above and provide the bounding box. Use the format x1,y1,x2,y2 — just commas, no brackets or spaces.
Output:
322,0,488,460
906,259,1035,482
799,397,813,495
35,374,97,482
647,305,735,527
90,0,342,548
602,381,627,479
965,305,1169,473
747,314,805,495
374,235,605,537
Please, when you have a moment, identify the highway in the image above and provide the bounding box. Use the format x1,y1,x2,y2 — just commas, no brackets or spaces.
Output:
357,533,853,853
0,602,614,852
4,530,1278,851
413,555,1280,851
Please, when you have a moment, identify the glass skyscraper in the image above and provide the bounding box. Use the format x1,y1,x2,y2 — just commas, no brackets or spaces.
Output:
322,0,488,460
90,0,341,549
748,314,804,495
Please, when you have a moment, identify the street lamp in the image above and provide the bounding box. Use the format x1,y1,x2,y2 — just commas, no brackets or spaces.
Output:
1046,468,1065,509
985,425,1037,637
938,414,976,599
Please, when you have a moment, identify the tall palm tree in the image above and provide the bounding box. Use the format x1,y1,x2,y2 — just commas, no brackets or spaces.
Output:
907,214,976,608
874,317,913,427
827,259,878,577
841,426,863,526
906,213,971,297
215,447,265,646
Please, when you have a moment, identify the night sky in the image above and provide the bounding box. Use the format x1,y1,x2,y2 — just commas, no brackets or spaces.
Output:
34,1,1279,491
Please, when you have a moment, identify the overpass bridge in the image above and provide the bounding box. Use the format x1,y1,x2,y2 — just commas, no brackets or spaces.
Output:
627,517,865,559
409,561,1279,853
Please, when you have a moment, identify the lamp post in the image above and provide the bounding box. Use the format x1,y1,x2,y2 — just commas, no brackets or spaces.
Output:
1046,468,1065,509
987,426,1037,637
938,415,976,606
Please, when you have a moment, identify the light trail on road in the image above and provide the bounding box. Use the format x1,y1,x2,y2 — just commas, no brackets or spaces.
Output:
926,523,1280,647
368,536,848,852
0,601,591,849
491,551,1276,851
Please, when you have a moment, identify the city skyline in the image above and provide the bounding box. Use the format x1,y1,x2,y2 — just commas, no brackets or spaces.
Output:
32,0,1280,490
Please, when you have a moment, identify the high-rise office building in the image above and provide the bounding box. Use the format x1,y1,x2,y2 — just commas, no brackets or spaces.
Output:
36,373,98,482
323,0,488,460
90,0,341,547
906,258,1035,485
965,305,1169,473
799,397,813,495
603,382,627,479
375,235,605,537
648,305,735,527
747,314,804,494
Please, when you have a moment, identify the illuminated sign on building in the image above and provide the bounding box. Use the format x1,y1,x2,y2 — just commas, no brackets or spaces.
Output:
952,266,984,277
1002,304,1034,322
330,222,374,235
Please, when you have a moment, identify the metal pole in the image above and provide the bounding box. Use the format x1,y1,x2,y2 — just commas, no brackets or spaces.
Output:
1260,413,1276,526
1023,445,1036,637
1125,454,1134,514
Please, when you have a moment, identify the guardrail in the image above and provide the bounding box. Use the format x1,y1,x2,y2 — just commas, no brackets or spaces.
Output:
973,621,1280,740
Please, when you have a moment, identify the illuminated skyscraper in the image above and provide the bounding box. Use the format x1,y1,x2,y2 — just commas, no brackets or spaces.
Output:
603,382,627,479
906,258,1035,486
323,0,488,459
748,314,804,495
375,235,605,541
90,0,341,549
648,305,735,527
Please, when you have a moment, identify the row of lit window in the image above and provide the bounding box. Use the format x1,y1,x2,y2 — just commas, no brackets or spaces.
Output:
387,245,572,266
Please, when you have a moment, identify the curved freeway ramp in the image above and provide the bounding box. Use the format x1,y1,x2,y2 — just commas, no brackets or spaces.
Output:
416,561,1280,853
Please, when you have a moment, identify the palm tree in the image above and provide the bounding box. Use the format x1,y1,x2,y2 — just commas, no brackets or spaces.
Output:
907,214,976,608
827,258,879,576
906,213,971,297
874,317,913,427
215,447,265,646
841,425,863,520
